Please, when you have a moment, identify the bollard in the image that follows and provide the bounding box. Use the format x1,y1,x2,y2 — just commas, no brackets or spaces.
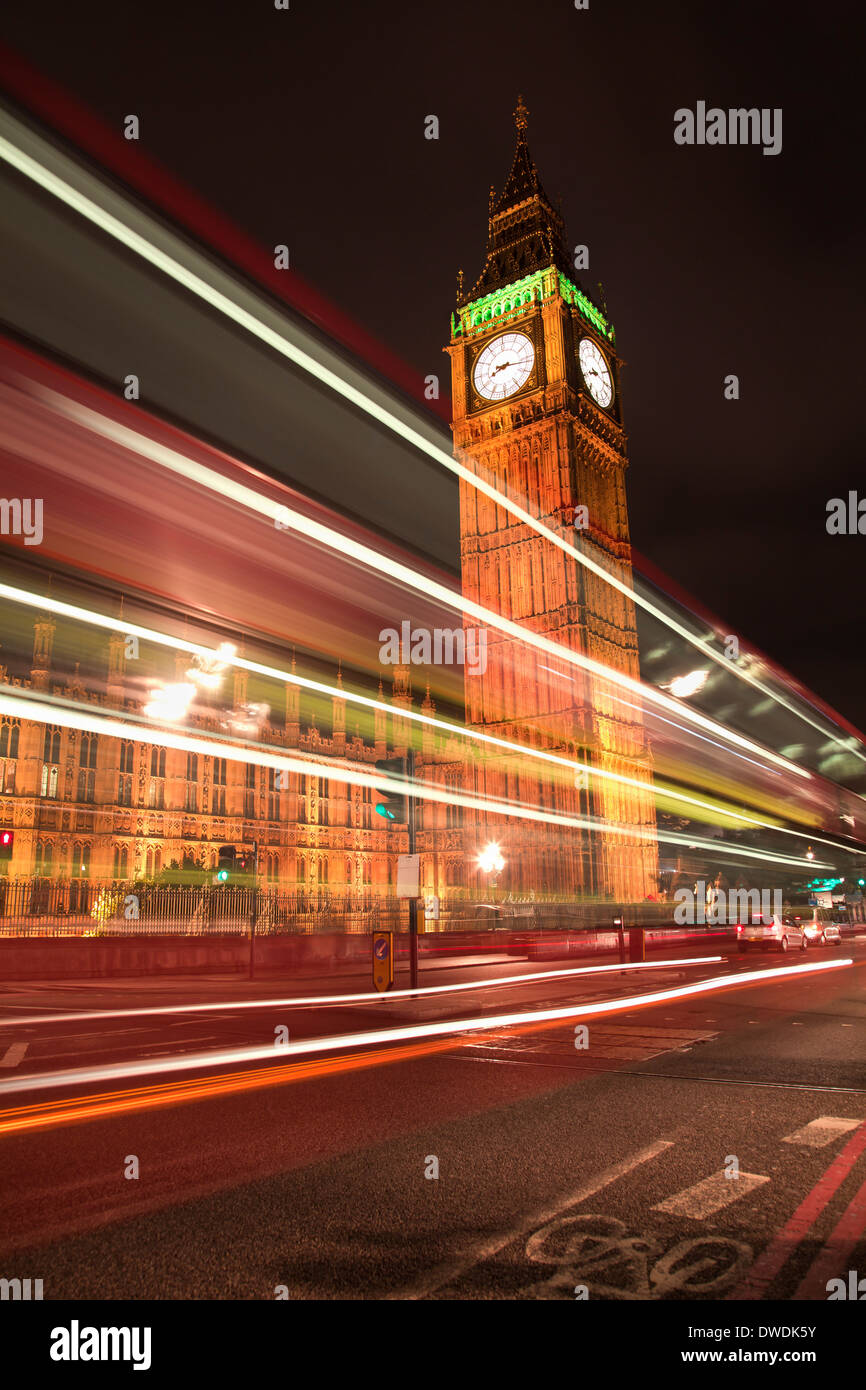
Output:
628,926,645,962
613,915,625,965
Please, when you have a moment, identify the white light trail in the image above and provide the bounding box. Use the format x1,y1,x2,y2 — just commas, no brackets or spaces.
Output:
0,688,829,867
0,958,851,1098
1,580,822,844
26,385,814,783
5,581,861,858
0,110,859,766
0,955,727,1029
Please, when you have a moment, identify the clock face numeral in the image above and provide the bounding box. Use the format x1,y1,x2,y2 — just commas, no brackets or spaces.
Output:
473,332,535,401
578,337,613,408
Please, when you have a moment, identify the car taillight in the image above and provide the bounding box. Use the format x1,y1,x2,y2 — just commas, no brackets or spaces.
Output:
736,925,743,934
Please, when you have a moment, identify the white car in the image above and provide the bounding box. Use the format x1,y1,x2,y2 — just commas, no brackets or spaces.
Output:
792,913,843,947
736,914,807,953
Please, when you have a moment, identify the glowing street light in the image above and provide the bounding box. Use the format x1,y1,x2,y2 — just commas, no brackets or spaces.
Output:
477,842,505,875
143,682,195,722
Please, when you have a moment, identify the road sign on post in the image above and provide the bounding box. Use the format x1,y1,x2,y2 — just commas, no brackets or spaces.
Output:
373,752,419,990
396,854,420,898
405,751,419,991
372,930,394,993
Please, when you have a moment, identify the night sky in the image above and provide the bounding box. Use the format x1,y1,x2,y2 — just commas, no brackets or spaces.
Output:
2,0,863,725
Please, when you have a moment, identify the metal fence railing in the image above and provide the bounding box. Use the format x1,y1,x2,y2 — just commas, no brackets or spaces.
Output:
0,879,409,936
0,878,683,938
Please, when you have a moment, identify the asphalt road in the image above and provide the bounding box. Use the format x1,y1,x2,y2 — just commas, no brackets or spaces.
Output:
1,938,865,1301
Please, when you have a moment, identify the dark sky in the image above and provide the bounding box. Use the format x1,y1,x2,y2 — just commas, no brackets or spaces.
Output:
3,0,864,725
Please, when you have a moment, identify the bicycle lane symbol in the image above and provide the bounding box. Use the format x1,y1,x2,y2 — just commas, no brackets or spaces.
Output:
517,1214,752,1299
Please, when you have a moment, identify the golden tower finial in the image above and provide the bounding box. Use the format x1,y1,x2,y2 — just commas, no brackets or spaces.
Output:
515,94,529,133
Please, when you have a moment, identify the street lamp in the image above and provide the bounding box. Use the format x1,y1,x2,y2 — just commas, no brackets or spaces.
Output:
477,842,505,876
143,682,195,722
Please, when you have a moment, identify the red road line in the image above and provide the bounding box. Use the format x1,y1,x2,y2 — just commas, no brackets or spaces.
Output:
731,1120,866,1300
791,1170,866,1300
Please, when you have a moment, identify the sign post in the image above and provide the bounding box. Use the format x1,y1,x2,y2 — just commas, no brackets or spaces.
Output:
372,930,394,993
373,751,420,991
614,915,625,966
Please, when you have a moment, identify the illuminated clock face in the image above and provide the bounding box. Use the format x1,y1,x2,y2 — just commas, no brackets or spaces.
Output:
578,337,613,408
473,332,535,401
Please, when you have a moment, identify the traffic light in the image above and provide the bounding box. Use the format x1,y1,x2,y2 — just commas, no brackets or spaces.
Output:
0,830,13,861
373,757,408,823
216,845,256,880
216,844,236,882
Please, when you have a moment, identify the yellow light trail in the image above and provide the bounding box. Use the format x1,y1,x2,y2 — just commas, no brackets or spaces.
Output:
3,579,855,857
0,689,832,870
0,958,851,1136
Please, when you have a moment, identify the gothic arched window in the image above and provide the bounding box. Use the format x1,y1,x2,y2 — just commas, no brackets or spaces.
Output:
40,764,58,798
118,742,134,806
0,719,18,793
0,721,19,759
43,726,61,762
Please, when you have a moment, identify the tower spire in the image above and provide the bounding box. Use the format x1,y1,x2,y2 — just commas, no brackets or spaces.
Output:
460,97,571,305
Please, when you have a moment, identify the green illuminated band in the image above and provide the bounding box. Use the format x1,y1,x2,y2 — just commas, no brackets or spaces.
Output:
452,269,614,343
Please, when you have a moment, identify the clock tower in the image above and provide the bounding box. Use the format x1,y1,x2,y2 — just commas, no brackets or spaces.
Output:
446,97,657,903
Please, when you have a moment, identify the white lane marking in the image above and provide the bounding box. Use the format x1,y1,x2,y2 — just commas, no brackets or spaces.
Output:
653,1170,769,1220
782,1117,861,1148
1,1042,28,1068
392,1139,675,1301
459,1025,720,1063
